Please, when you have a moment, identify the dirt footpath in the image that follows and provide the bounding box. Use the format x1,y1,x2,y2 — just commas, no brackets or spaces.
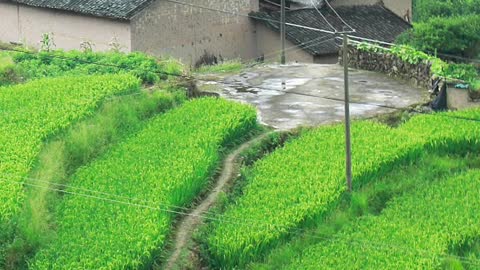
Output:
163,133,271,270
198,64,428,130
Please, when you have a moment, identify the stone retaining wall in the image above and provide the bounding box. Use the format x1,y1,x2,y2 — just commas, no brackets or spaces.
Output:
339,45,432,89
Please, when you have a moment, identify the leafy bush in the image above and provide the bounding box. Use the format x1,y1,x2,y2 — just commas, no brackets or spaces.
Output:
8,49,184,84
0,74,140,221
356,43,479,86
357,43,438,66
0,54,19,86
286,169,480,269
443,63,479,82
396,15,480,59
31,98,257,269
195,59,244,74
389,45,435,65
471,80,480,91
413,0,480,22
206,108,480,268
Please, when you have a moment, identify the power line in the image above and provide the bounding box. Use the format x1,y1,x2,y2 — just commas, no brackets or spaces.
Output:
268,35,338,60
340,35,480,64
0,5,477,237
217,75,480,123
324,0,355,32
2,66,478,236
2,173,480,267
4,101,477,233
0,46,191,79
163,0,336,35
0,1,477,262
3,172,194,213
0,176,244,226
1,35,338,82
0,36,339,93
310,0,337,32
239,34,337,64
0,91,152,118
1,44,477,124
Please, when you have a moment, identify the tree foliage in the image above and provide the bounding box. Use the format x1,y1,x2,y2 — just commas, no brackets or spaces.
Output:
397,15,480,59
413,0,480,22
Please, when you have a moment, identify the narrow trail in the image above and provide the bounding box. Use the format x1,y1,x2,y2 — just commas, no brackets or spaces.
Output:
164,132,270,270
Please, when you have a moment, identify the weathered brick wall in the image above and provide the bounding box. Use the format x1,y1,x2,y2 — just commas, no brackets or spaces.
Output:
131,0,259,66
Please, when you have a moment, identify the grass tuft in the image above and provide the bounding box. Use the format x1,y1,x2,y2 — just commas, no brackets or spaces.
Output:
195,59,244,74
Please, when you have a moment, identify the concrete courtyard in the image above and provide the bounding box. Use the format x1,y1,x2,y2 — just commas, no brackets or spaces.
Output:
199,64,427,130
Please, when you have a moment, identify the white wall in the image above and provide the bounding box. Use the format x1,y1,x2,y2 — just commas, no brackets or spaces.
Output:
0,2,131,52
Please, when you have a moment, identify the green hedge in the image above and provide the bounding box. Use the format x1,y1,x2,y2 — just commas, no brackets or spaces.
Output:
396,15,480,60
413,0,480,22
5,49,183,84
206,108,480,268
287,168,480,269
0,74,140,222
31,98,257,269
357,43,479,88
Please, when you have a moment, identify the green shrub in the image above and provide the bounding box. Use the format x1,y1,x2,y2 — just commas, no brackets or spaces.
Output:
357,43,445,70
195,59,244,74
0,54,19,86
356,43,479,86
397,15,480,59
443,63,479,82
9,50,184,84
471,80,480,91
413,0,480,22
31,98,257,269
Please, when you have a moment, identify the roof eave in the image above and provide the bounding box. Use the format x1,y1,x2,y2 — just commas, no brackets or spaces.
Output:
7,0,137,21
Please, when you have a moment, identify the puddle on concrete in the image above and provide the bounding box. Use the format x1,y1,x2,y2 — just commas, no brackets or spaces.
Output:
324,77,344,82
334,104,382,117
235,87,259,94
258,78,311,91
283,109,302,114
204,81,218,85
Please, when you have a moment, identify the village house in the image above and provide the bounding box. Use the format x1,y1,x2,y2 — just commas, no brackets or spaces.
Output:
0,0,412,65
0,0,260,66
254,2,412,63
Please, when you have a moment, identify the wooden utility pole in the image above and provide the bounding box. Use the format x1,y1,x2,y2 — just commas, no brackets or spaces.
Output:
343,30,352,192
280,0,286,64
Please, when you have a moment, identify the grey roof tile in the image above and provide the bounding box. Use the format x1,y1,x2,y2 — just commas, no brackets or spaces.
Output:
8,0,153,20
253,4,412,56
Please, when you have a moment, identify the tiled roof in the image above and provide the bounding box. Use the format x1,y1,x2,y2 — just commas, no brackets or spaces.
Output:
291,0,324,6
253,4,412,56
8,0,153,20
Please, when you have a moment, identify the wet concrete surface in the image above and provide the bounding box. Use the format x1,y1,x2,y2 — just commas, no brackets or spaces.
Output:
197,64,427,130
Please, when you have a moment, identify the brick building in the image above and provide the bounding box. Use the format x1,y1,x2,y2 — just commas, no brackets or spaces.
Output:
0,0,259,66
254,3,412,63
0,0,411,65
